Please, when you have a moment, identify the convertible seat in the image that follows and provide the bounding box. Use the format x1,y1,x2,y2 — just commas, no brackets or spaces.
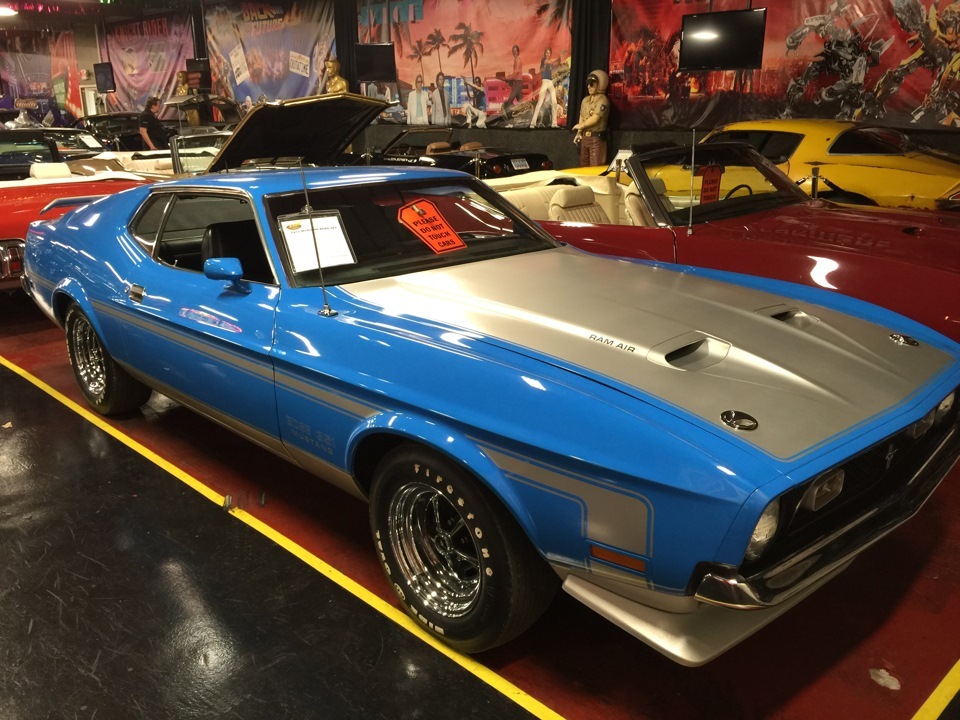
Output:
29,162,72,179
499,185,563,220
548,185,610,224
568,174,624,224
426,141,451,154
625,177,674,226
459,141,483,151
201,220,273,284
624,184,655,227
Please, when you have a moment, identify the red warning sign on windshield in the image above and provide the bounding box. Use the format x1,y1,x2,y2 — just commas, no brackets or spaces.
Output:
697,164,723,205
398,199,467,254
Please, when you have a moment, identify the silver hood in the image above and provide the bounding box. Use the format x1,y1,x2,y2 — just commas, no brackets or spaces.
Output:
346,247,953,459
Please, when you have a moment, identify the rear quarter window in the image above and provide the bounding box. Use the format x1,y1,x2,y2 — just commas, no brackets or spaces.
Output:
828,128,906,155
707,130,802,165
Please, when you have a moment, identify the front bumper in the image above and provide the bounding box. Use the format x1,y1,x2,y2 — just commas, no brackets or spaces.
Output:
565,407,960,667
696,422,959,610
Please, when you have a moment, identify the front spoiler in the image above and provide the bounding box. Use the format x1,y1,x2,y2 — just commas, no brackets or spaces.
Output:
563,562,850,667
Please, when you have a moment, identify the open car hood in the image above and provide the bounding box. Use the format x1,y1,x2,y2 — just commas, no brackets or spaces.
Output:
206,93,387,173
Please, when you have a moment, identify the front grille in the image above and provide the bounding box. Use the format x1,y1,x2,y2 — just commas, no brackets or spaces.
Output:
742,386,960,576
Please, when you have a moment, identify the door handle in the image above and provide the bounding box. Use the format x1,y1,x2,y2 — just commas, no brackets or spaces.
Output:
128,284,145,303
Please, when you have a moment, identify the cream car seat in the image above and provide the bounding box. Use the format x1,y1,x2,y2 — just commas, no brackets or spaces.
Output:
547,185,610,224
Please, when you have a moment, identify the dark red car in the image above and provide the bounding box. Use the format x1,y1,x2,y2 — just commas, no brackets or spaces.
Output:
492,143,960,342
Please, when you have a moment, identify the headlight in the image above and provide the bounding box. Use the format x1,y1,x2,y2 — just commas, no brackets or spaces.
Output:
935,391,955,423
744,498,780,562
908,408,936,439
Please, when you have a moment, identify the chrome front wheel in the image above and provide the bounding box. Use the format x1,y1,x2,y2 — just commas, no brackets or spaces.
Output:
388,482,481,619
370,445,558,653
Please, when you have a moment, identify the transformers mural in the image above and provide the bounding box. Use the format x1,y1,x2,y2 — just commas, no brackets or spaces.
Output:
782,0,892,119
610,0,960,129
859,0,960,123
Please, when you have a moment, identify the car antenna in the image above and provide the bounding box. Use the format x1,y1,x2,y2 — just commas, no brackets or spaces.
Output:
299,161,338,317
687,128,695,236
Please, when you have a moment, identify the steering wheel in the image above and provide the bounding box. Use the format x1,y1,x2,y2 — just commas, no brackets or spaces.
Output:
723,184,753,200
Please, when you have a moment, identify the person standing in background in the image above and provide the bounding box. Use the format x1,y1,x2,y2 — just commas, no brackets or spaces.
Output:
502,44,523,119
530,47,563,128
406,74,431,124
138,96,168,150
430,71,449,125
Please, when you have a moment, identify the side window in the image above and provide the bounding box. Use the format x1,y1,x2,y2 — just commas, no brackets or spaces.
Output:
708,131,801,165
140,193,271,282
129,194,172,255
829,128,904,155
758,133,802,164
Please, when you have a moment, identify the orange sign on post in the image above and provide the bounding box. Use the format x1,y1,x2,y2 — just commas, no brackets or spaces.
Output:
398,199,466,254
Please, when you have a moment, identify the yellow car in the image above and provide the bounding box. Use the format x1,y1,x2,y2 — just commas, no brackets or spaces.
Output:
702,118,960,211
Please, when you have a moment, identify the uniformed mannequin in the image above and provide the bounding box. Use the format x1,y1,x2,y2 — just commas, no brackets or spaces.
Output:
572,69,610,166
324,58,348,94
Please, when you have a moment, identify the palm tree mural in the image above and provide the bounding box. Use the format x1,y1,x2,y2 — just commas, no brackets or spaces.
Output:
358,0,413,56
448,22,484,81
408,39,431,81
425,28,448,74
535,0,573,33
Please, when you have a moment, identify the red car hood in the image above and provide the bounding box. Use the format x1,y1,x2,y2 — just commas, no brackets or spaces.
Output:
710,200,960,273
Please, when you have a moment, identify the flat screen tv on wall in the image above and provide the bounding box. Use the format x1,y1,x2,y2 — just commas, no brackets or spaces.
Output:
355,43,397,82
93,62,116,93
678,8,767,72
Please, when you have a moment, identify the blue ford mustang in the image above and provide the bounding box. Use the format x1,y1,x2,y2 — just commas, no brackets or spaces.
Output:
21,96,960,666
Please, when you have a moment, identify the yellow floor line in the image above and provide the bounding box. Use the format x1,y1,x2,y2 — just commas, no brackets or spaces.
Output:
0,354,564,720
913,658,960,720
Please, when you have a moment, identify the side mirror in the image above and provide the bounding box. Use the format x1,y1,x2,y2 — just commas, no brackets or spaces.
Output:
203,257,250,293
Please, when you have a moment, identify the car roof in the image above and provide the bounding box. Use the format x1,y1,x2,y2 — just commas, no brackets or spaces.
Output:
717,118,857,132
153,164,469,193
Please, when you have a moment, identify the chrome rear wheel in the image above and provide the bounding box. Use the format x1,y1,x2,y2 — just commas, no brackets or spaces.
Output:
65,304,151,415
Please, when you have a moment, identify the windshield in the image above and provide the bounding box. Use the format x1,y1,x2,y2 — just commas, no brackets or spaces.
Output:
172,132,232,174
627,144,808,225
0,136,55,165
266,178,557,286
46,130,104,151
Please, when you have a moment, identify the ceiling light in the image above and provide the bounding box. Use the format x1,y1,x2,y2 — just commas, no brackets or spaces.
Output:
0,6,18,17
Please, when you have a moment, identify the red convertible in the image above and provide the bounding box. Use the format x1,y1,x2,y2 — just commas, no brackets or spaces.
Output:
490,143,960,342
0,164,150,293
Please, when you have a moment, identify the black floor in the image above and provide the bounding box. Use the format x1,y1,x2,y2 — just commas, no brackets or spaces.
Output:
0,364,536,719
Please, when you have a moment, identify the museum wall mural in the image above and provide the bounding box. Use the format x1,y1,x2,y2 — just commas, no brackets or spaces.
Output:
98,13,195,117
358,0,573,128
611,0,960,129
204,1,336,107
0,30,82,123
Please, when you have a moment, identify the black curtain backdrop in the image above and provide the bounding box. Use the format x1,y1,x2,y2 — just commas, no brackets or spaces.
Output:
335,0,359,93
568,0,611,130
